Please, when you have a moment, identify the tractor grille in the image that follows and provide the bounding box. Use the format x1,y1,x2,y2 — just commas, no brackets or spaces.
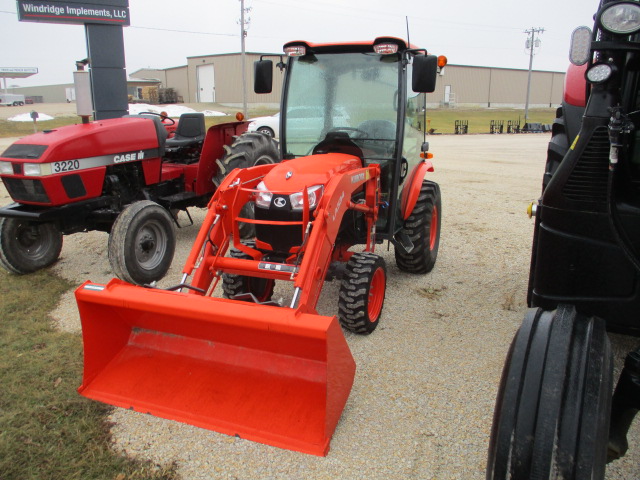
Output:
2,177,50,203
562,127,610,203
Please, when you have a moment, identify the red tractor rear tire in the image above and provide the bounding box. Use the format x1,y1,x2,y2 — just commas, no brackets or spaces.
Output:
0,218,62,274
108,200,176,285
214,132,280,238
395,180,441,274
338,252,386,334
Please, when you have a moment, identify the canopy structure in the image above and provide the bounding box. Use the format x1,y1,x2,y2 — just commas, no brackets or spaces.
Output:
0,67,38,93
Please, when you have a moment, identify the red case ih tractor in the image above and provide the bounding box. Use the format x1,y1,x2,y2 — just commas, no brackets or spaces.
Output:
74,37,446,455
0,112,279,284
487,1,640,478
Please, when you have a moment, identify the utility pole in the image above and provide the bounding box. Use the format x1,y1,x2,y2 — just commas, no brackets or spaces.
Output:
239,0,251,118
524,27,544,124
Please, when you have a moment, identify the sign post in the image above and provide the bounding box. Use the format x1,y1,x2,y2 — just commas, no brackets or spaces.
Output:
17,0,130,120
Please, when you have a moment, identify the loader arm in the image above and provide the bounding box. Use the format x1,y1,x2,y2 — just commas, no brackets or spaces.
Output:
294,165,380,311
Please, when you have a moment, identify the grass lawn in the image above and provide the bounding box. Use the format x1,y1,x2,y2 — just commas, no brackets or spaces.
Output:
0,269,179,480
0,106,556,138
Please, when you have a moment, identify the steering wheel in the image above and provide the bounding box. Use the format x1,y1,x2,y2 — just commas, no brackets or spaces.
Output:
139,111,176,126
327,127,368,139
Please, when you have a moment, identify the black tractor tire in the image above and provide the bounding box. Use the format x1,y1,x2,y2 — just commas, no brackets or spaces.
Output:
108,200,176,285
0,218,62,274
221,241,275,302
395,180,441,274
213,132,280,238
487,305,613,480
338,252,386,334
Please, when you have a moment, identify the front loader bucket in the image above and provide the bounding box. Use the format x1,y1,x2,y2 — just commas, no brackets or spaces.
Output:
75,279,355,456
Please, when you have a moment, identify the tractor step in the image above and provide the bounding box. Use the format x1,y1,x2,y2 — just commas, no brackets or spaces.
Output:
159,192,199,207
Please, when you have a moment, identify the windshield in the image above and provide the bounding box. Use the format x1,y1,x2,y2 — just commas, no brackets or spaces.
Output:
283,52,400,159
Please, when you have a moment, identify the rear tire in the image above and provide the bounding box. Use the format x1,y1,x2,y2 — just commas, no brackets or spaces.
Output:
108,200,176,285
395,180,441,273
0,218,62,273
487,305,613,480
221,241,275,302
214,132,280,238
338,252,386,334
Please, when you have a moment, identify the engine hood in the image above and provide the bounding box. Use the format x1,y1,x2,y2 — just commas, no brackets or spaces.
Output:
260,153,362,192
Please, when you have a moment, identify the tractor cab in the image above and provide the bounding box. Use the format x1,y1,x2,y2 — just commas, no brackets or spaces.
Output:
255,37,444,245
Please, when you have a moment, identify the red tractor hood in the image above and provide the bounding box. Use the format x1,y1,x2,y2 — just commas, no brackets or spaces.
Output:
1,117,162,164
260,153,362,192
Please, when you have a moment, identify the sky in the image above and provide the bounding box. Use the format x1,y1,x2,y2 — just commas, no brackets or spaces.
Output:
1,0,597,88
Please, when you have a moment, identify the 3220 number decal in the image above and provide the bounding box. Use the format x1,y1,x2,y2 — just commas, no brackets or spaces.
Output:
53,160,80,173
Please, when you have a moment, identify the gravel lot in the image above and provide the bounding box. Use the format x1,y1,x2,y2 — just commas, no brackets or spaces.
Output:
1,116,638,479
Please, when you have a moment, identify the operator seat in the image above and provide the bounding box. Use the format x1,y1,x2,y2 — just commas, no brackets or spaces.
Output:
165,113,206,150
357,119,396,140
312,131,364,164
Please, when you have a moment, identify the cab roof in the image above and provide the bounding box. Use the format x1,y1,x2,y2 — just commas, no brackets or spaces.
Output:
283,36,422,54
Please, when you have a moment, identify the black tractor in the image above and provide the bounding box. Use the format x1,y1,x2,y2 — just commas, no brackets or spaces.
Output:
487,1,640,478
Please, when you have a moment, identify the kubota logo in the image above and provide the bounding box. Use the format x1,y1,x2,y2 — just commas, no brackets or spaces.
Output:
113,151,145,163
274,197,287,208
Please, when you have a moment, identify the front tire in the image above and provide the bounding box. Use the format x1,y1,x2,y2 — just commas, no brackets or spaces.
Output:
221,241,275,302
108,200,176,285
0,218,62,274
338,252,386,334
487,305,613,480
395,180,441,273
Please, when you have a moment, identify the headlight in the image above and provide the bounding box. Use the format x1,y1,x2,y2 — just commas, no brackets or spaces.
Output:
586,63,613,83
0,161,13,175
290,185,324,210
599,2,640,35
254,181,324,211
255,181,272,208
23,163,43,176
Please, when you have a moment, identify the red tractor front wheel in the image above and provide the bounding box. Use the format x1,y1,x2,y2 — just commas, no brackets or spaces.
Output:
0,218,62,274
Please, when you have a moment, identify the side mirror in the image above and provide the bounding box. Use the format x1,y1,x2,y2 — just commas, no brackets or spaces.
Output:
254,59,273,94
412,55,438,93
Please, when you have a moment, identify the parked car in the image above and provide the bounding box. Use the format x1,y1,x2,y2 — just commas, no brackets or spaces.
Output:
248,113,280,138
248,107,351,141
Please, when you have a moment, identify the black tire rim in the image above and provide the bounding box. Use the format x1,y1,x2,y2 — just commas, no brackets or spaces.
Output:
14,223,55,262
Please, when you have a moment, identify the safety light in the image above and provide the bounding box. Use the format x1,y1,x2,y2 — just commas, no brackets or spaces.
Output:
586,63,613,83
437,55,448,68
284,45,306,57
569,26,592,66
235,112,244,121
599,2,640,35
0,161,12,175
23,163,44,176
373,43,399,55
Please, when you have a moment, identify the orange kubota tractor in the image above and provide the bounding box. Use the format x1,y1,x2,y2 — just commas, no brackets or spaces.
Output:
75,37,446,455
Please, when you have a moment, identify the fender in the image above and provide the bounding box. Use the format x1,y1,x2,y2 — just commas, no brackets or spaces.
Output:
563,63,588,108
400,159,434,220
